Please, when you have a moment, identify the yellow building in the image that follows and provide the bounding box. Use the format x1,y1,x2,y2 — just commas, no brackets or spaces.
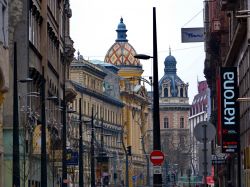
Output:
104,18,151,186
69,55,124,186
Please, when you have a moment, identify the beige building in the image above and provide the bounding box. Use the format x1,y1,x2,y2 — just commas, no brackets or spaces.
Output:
69,54,124,186
157,51,190,185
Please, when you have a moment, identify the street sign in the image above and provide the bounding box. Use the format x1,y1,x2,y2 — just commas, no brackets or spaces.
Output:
150,150,164,165
153,166,162,174
194,121,216,142
66,149,78,166
132,175,137,182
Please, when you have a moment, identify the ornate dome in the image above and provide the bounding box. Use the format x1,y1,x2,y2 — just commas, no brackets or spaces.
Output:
164,50,177,74
104,18,141,67
159,49,188,98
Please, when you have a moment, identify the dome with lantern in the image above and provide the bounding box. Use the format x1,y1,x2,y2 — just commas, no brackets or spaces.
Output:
159,49,189,98
104,18,142,68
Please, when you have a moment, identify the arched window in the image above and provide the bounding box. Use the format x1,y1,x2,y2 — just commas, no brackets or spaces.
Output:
180,87,183,97
164,88,168,97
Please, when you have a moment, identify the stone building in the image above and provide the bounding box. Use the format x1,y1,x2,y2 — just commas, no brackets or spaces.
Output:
104,18,151,187
69,54,124,186
158,51,190,185
3,0,75,186
0,0,9,186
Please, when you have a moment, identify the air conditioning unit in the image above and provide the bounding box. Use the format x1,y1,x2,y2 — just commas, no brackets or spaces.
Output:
212,20,221,32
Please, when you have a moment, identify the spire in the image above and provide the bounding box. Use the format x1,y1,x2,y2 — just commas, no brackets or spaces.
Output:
169,46,171,56
116,17,128,42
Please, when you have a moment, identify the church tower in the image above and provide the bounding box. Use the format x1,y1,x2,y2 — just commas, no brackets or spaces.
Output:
159,49,191,184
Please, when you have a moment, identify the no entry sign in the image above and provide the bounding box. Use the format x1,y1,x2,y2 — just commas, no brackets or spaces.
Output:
150,150,164,165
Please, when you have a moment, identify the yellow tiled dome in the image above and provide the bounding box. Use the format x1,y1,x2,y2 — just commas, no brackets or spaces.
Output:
104,18,141,67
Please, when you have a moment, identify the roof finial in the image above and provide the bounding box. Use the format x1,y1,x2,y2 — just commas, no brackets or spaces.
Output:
169,46,171,56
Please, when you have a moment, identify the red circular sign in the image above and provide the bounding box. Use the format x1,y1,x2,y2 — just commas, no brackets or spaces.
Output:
150,150,165,165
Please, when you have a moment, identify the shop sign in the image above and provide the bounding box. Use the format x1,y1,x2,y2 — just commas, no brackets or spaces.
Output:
220,67,239,153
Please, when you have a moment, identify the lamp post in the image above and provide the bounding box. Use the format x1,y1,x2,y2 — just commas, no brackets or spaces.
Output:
79,98,84,187
40,67,47,187
90,108,96,187
13,42,20,187
134,7,162,187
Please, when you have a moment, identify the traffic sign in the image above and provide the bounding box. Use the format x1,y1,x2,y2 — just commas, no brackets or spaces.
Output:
194,121,216,142
150,150,164,165
153,166,162,174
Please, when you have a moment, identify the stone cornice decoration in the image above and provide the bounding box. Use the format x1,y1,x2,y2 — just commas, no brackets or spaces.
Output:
47,23,59,48
31,4,43,25
71,81,124,107
70,61,107,79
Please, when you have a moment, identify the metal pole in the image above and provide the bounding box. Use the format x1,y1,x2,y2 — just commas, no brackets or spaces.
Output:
41,67,47,187
236,100,241,187
120,132,129,187
79,98,84,187
152,6,162,187
203,123,207,187
91,108,96,187
13,42,20,187
125,153,129,187
62,76,67,187
62,1,68,186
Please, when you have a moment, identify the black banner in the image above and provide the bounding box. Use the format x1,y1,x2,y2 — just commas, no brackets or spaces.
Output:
220,67,239,153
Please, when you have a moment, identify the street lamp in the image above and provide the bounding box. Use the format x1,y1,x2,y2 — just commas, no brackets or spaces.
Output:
134,7,162,187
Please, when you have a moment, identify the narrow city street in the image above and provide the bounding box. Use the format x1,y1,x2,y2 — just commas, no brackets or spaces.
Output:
0,0,249,187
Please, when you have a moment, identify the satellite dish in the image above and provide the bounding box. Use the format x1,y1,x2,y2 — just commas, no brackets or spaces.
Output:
194,121,216,142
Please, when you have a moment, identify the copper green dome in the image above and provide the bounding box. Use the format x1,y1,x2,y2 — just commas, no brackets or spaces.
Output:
104,18,141,67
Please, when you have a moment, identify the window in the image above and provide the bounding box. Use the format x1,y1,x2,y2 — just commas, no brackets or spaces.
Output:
164,88,168,97
180,117,184,128
164,117,169,128
180,87,183,97
0,1,8,46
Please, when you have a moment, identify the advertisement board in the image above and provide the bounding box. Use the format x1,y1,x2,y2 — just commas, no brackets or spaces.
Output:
181,27,205,43
220,67,239,153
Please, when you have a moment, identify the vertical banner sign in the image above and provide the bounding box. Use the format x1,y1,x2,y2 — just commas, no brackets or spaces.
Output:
220,67,239,153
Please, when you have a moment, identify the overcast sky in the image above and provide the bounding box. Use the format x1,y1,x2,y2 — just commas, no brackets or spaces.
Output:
70,0,205,102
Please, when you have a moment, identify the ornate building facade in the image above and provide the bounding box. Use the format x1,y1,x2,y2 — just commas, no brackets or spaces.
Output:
158,51,191,186
69,54,124,186
104,18,151,187
3,0,75,186
189,80,211,183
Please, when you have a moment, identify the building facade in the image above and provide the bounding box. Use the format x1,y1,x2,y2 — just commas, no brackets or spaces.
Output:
69,54,124,186
204,0,250,186
189,80,211,185
0,0,9,186
104,18,151,187
157,51,190,186
3,0,75,186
